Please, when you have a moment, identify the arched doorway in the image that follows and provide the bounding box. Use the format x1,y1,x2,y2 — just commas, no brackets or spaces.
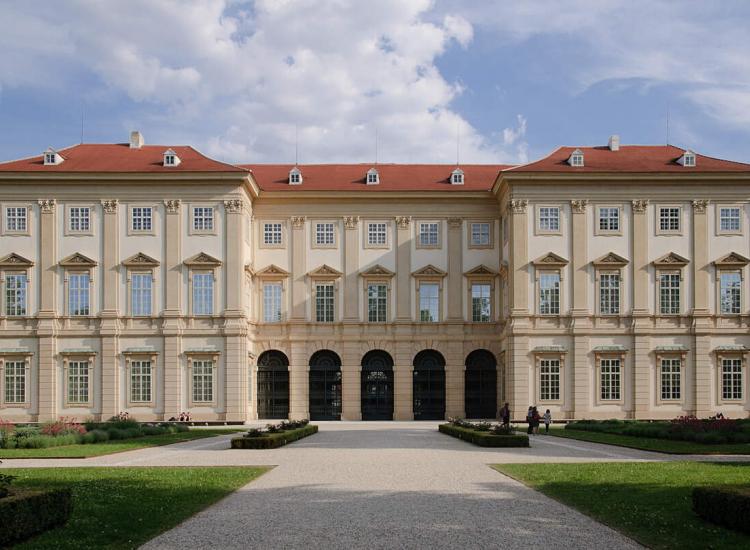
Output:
465,349,497,419
361,350,394,420
413,350,446,420
257,350,290,419
309,350,342,421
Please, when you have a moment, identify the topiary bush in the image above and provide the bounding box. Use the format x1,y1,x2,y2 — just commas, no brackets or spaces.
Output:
566,417,750,445
693,486,750,534
0,488,72,546
439,423,530,447
231,424,318,449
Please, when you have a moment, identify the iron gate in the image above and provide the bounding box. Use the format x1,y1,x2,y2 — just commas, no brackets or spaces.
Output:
309,350,342,421
257,350,290,419
464,349,497,419
413,350,446,420
361,350,394,420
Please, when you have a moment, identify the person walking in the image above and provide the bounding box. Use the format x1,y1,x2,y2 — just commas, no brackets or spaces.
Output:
501,402,511,428
531,406,541,435
543,409,552,434
526,406,533,434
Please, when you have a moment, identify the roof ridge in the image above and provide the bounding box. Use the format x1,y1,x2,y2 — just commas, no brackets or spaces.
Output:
0,142,80,166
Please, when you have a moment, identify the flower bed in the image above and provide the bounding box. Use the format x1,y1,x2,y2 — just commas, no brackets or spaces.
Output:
439,419,529,447
231,420,318,449
693,485,750,534
565,416,750,445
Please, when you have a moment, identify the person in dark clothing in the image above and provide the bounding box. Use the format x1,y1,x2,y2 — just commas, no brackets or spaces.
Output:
500,402,511,428
526,406,534,434
531,406,541,435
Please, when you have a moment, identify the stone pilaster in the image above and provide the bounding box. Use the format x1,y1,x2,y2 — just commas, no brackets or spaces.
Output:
162,199,183,420
99,199,120,421
395,216,411,321
343,216,360,321
223,332,248,422
507,334,529,421
36,199,58,421
444,346,464,418
631,199,650,418
509,200,529,315
446,217,463,320
289,341,308,420
693,336,713,417
341,342,361,420
393,341,413,420
290,216,306,320
569,200,589,419
691,200,712,417
571,335,589,419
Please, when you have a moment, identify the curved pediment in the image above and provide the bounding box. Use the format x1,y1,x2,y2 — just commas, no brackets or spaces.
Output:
0,253,34,267
532,252,569,267
359,264,395,278
653,252,689,268
59,252,97,267
411,264,447,278
122,252,160,267
592,252,629,268
183,252,222,267
713,252,750,268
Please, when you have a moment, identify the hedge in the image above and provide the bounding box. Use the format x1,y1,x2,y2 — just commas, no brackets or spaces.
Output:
693,485,750,534
0,488,73,546
439,424,529,447
231,425,318,449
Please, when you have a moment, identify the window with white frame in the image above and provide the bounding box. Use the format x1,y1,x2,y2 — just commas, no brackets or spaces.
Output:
192,272,213,315
315,283,335,323
5,206,27,233
598,207,620,232
367,283,388,322
68,273,90,316
719,207,741,233
660,358,681,400
315,222,335,246
192,359,214,403
263,222,283,246
418,222,439,247
131,206,153,232
538,207,560,233
131,273,152,316
367,222,387,246
5,272,27,316
130,359,152,403
471,283,492,322
263,283,282,322
539,358,560,401
600,357,621,400
719,272,742,315
67,360,90,404
192,207,214,232
68,206,91,233
721,358,743,400
659,207,680,233
659,272,681,315
539,273,560,315
3,360,27,403
599,272,620,315
470,222,491,247
419,283,439,322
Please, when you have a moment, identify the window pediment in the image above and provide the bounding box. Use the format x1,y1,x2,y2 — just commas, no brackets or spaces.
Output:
0,252,34,267
307,264,343,279
59,252,97,267
412,264,447,278
122,252,160,268
592,252,629,268
254,264,290,278
713,252,750,268
533,252,569,268
359,264,395,278
183,252,222,267
653,252,689,268
464,264,498,278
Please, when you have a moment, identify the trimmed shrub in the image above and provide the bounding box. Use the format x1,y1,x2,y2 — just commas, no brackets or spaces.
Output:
439,423,530,447
17,434,80,449
81,429,110,444
693,486,750,534
231,425,318,449
0,488,73,547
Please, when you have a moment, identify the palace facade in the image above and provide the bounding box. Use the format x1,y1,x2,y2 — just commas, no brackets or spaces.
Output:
0,132,748,422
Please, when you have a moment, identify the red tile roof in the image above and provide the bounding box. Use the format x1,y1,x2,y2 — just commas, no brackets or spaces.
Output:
0,143,248,173
241,164,510,191
505,145,750,173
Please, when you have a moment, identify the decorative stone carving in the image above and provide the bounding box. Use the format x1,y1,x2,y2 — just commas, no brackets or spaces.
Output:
254,264,290,277
307,264,343,279
692,199,709,214
653,252,690,267
343,216,359,229
570,199,588,214
59,252,97,267
463,264,499,277
164,199,181,213
0,253,34,267
592,252,629,267
122,252,160,267
359,264,396,278
101,199,118,214
532,252,569,267
291,216,305,228
395,216,411,229
631,199,648,213
509,199,528,214
224,199,243,213
183,252,222,267
37,199,56,213
447,217,463,228
411,264,447,278
713,252,750,268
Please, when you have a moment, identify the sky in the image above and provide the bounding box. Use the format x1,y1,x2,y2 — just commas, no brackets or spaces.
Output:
1,0,749,166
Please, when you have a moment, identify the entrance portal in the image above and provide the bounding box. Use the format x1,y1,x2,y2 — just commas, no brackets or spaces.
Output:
309,350,342,421
257,350,290,419
464,349,497,419
413,350,445,420
361,350,394,420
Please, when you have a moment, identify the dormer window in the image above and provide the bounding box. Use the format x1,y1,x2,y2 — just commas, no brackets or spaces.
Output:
366,168,379,185
568,149,584,167
163,149,180,167
451,168,464,185
678,150,696,167
43,148,62,166
289,167,302,185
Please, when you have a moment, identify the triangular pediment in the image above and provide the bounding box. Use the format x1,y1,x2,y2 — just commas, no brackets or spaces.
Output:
533,252,569,267
183,252,222,267
308,264,343,278
411,264,447,278
463,264,499,277
592,252,629,268
653,252,689,267
359,264,395,278
255,264,290,277
122,252,160,267
714,252,750,268
59,252,97,267
0,253,34,267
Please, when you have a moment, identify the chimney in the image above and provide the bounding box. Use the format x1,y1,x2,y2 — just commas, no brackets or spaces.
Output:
130,131,144,149
608,134,620,151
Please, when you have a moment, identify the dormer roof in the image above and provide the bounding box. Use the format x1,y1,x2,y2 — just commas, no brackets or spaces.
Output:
289,166,302,185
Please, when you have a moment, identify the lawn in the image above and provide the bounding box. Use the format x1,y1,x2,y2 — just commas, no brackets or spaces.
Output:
548,425,750,454
493,461,750,550
4,466,269,549
0,428,245,459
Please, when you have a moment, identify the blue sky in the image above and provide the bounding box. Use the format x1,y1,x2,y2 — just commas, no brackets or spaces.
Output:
1,0,749,165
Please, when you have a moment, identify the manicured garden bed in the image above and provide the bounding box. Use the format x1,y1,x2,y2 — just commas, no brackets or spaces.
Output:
439,421,529,447
3,467,268,549
232,420,318,449
493,461,750,550
693,485,750,534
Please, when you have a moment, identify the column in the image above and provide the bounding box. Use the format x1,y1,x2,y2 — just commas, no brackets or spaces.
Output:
99,199,121,421
507,199,529,421
393,341,413,420
395,216,411,321
290,216,306,320
162,199,183,420
509,200,529,315
36,199,58,421
631,200,650,418
341,343,361,420
691,200,712,417
508,335,529,421
444,344,464,418
343,216,360,322
571,335,590,419
289,342,308,420
569,200,590,419
446,217,464,320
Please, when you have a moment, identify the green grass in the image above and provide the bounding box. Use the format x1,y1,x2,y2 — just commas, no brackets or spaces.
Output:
4,466,268,549
0,428,245,458
493,462,750,550
548,425,750,454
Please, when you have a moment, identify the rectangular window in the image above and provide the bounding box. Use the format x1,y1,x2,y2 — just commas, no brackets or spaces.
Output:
68,273,90,316
130,360,152,403
471,283,492,322
4,360,26,403
131,273,152,316
598,207,620,232
539,273,560,315
263,222,282,245
367,222,387,246
599,273,620,315
315,222,335,246
659,273,681,315
67,360,90,404
418,222,439,247
722,358,743,400
600,358,621,400
720,272,742,314
131,206,153,232
315,283,335,323
367,283,387,322
659,207,680,232
5,206,27,232
192,207,214,231
720,207,741,233
471,222,491,246
419,283,439,322
263,283,282,322
192,273,213,315
69,206,91,232
5,273,27,316
192,360,214,403
660,358,681,400
539,358,561,401
538,207,560,233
